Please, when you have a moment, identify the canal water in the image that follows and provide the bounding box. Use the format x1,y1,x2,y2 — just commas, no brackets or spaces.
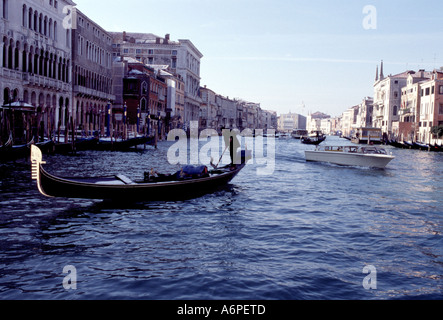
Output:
0,136,442,300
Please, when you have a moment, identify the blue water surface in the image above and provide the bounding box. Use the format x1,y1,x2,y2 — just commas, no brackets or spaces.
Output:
0,136,442,300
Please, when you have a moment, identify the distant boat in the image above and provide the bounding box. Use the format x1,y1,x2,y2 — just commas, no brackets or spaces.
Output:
301,131,326,145
53,136,99,154
0,137,53,162
31,145,251,201
351,127,382,145
291,129,308,139
305,145,395,169
96,135,154,151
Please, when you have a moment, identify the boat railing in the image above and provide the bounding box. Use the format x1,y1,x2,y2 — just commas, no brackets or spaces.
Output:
316,145,389,155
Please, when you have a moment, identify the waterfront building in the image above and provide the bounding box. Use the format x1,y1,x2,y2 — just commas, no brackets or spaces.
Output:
277,112,306,133
216,95,236,130
373,61,408,140
261,110,277,131
399,70,432,141
71,8,115,137
320,118,332,135
154,66,185,131
356,97,374,129
307,111,330,134
340,106,358,138
124,58,168,138
1,0,74,144
416,70,443,144
200,85,218,130
110,32,203,130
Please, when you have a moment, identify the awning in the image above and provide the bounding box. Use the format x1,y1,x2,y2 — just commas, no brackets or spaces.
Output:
1,101,37,112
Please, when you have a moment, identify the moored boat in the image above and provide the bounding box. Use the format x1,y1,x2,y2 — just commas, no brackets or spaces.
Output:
31,145,250,201
305,145,395,169
96,135,154,151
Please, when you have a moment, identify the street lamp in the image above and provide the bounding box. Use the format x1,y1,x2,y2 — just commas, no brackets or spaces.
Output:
106,101,111,137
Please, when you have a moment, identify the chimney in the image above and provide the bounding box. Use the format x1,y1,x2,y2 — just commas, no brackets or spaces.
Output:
380,60,384,80
163,34,170,44
156,37,161,44
123,31,126,41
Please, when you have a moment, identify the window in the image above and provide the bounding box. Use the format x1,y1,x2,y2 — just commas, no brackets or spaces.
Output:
426,87,430,96
393,106,398,116
439,86,443,95
439,104,443,115
2,0,8,19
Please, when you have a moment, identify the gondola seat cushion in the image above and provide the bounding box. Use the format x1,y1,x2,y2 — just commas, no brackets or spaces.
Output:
176,165,209,179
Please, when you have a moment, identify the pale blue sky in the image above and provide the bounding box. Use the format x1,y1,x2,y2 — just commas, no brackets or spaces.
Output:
73,0,443,116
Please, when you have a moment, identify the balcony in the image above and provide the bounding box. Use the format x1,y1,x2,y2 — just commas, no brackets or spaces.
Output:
1,68,71,92
28,74,71,92
74,85,115,100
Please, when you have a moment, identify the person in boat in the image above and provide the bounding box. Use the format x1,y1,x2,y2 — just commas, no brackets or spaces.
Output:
222,127,240,165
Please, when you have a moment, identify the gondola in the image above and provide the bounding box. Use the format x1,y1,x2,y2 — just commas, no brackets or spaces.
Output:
388,140,407,149
403,141,418,149
301,135,326,145
31,145,251,202
96,135,154,151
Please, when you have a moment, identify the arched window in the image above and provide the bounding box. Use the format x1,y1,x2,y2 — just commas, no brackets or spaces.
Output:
393,105,398,116
48,19,52,38
14,41,20,70
22,4,27,27
2,0,8,19
140,98,147,112
22,44,27,72
28,8,33,30
44,16,48,36
2,37,7,68
54,21,57,41
3,88,10,105
33,11,37,31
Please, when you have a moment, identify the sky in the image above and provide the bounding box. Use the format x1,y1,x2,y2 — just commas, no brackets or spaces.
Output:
73,0,443,117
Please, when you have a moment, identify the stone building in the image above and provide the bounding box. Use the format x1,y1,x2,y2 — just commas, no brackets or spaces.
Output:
200,86,218,130
277,112,306,133
71,8,115,136
373,61,408,139
416,70,443,143
399,70,432,141
1,0,74,143
110,32,203,130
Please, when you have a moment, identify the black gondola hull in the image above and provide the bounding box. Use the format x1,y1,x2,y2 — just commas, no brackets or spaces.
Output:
37,164,244,202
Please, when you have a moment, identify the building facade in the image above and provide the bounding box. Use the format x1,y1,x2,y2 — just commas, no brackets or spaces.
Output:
417,71,443,143
110,32,203,129
399,70,432,141
277,112,306,133
71,8,115,136
373,62,408,139
1,0,74,143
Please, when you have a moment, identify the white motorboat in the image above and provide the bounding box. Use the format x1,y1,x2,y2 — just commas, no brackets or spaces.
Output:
305,145,395,168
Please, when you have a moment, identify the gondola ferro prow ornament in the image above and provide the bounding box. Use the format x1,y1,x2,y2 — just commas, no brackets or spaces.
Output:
31,145,52,198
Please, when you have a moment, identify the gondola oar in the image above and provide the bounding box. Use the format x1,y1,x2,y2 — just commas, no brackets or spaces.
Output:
210,145,229,169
